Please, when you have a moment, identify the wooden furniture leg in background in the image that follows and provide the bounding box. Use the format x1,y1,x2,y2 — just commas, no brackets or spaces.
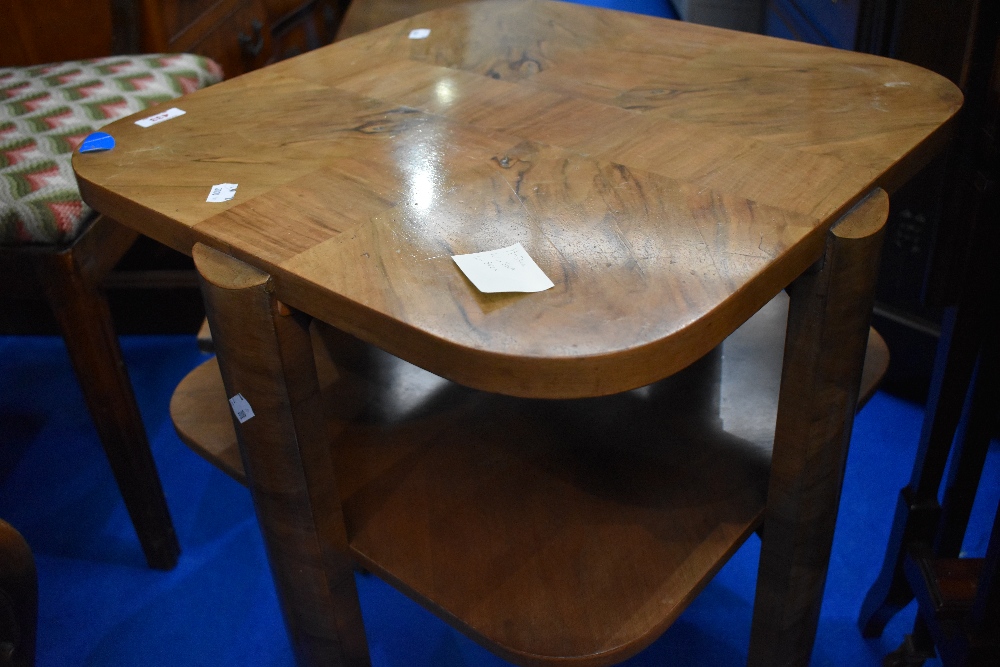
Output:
0,518,36,667
748,189,889,667
26,217,180,570
859,180,1000,641
858,298,984,638
878,175,1000,666
193,243,370,667
899,327,1000,666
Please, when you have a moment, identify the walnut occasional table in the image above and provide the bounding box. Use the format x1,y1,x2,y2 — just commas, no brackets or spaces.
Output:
74,2,961,665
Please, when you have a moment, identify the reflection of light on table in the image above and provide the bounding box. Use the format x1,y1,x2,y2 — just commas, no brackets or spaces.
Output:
396,124,444,223
367,348,452,426
434,78,456,106
720,292,786,452
410,167,436,211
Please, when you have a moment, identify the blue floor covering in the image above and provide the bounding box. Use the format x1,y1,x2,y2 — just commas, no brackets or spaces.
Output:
2,333,998,666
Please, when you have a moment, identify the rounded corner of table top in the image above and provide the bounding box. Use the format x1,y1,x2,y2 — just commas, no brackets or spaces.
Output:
75,0,960,399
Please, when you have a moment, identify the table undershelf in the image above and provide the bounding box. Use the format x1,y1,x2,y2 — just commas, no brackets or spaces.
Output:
171,294,886,666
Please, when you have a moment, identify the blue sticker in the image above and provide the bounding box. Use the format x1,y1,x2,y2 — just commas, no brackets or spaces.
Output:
79,132,115,153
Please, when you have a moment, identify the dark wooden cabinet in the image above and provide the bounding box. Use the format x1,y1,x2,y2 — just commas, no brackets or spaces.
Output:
1,0,116,66
764,0,995,397
1,1,348,78
139,0,346,78
268,0,345,62
142,0,273,76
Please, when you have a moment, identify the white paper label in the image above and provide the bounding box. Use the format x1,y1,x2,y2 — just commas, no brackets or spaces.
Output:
206,183,238,203
452,243,554,293
228,393,255,423
135,107,185,128
409,28,431,39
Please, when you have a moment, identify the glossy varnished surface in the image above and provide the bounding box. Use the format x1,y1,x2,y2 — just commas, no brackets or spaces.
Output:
75,0,960,396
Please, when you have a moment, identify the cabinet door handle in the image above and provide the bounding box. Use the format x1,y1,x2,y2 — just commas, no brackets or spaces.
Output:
239,19,265,58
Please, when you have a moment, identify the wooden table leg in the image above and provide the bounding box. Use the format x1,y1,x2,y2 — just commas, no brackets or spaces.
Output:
748,189,889,667
193,243,370,667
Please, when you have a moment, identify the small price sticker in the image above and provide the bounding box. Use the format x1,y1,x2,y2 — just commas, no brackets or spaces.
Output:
206,183,238,202
135,107,185,128
409,28,431,39
228,393,255,423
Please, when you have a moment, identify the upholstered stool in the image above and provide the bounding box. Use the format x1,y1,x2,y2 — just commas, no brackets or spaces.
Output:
0,54,222,570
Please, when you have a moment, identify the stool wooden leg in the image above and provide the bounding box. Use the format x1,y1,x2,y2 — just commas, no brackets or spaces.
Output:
748,189,889,667
193,243,370,667
40,251,179,570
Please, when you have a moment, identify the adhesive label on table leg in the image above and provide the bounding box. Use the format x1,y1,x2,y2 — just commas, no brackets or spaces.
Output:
452,243,554,293
79,132,115,153
228,393,255,423
409,28,431,39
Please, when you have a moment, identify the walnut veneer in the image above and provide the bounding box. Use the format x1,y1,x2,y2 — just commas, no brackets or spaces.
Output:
76,0,960,396
72,1,961,664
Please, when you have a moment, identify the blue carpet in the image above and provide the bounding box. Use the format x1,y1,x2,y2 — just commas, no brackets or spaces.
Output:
2,332,998,666
570,0,678,18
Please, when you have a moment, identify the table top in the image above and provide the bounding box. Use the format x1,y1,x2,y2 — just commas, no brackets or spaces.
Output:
74,0,961,398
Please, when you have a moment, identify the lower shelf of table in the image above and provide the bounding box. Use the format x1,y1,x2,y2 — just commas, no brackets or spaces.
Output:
171,293,886,666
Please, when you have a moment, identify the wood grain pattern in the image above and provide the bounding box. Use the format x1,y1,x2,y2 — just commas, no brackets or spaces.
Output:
74,0,961,398
170,291,889,666
178,287,782,666
749,188,888,666
193,242,370,667
79,2,955,665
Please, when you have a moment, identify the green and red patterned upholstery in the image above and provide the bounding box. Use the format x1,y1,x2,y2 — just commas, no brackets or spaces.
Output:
0,54,223,245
